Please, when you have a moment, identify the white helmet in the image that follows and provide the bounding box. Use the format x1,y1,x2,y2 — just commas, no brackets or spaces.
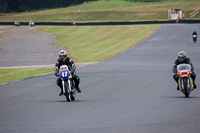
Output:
59,50,67,61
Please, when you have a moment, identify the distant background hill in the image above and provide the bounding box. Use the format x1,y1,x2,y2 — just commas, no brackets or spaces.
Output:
0,0,199,22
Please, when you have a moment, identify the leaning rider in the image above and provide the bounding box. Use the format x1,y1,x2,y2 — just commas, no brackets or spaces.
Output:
173,51,197,90
54,50,81,96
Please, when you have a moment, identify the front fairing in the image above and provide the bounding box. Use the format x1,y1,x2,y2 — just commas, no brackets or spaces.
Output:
59,65,71,81
60,71,70,80
177,64,192,78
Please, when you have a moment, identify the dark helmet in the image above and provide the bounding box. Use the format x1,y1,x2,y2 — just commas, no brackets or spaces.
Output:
193,31,197,34
59,50,67,61
178,51,186,62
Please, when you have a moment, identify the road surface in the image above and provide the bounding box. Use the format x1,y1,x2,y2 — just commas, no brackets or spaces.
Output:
0,24,200,133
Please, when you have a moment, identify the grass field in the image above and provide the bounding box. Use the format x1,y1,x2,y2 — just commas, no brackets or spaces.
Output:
0,68,53,84
0,24,160,84
0,0,199,22
36,25,160,62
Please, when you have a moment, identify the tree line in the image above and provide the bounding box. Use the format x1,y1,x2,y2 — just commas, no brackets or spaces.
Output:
0,0,98,13
126,0,165,2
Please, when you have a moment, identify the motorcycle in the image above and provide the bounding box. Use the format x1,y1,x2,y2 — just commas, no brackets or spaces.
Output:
58,65,76,102
177,64,195,98
193,34,197,43
14,22,20,26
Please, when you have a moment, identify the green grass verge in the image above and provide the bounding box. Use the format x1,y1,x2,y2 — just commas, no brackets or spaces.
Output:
0,0,199,22
36,25,160,62
0,24,160,84
0,68,53,84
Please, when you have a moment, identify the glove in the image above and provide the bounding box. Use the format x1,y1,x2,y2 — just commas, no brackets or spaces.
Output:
55,71,59,77
54,67,59,76
71,68,75,73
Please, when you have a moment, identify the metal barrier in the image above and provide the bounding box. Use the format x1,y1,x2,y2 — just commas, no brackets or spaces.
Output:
0,20,200,26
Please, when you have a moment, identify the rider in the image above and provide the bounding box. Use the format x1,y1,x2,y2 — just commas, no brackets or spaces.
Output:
192,31,197,43
173,51,197,90
54,50,81,96
14,21,18,26
192,31,197,36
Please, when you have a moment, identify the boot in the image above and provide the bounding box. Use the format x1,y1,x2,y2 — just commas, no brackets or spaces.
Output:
59,90,63,96
191,73,197,89
193,82,197,89
76,86,81,93
177,84,179,91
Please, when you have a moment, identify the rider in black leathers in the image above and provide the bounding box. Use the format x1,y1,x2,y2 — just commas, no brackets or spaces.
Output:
54,50,81,96
173,51,197,90
192,31,197,43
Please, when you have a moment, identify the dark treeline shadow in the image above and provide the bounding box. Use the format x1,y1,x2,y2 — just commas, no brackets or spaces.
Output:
0,0,98,13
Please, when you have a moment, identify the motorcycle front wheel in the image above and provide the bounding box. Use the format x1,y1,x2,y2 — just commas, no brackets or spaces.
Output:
64,82,71,102
183,78,189,98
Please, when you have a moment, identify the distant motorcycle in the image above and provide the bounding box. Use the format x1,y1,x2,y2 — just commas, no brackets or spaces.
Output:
14,22,20,26
58,65,76,102
177,64,195,97
193,34,197,43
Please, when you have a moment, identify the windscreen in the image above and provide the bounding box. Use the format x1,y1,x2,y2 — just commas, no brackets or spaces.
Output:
177,64,191,71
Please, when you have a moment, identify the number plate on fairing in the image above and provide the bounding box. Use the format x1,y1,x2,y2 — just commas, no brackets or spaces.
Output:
60,71,70,79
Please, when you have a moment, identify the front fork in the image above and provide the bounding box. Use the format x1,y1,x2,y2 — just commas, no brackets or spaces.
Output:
62,80,72,94
62,81,65,93
68,80,71,92
190,78,194,88
178,80,181,90
178,78,194,90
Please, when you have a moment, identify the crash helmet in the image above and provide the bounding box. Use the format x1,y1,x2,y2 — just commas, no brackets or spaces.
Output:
178,51,186,62
59,50,67,61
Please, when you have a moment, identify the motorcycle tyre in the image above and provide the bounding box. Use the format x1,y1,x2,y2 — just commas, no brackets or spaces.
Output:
64,82,71,102
183,79,189,98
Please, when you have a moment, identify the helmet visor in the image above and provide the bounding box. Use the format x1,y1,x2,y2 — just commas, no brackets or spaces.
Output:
59,55,66,60
178,56,185,62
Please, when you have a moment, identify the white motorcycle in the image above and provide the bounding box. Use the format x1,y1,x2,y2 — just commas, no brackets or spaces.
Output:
58,65,76,102
177,64,195,98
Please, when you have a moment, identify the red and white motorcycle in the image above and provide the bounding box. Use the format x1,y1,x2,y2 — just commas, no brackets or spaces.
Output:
177,64,195,97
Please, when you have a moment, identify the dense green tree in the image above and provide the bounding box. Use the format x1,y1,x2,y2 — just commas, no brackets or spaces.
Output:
0,0,9,12
126,0,164,2
0,0,98,13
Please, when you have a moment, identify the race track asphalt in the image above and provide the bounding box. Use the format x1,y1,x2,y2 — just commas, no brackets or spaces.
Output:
0,24,200,133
